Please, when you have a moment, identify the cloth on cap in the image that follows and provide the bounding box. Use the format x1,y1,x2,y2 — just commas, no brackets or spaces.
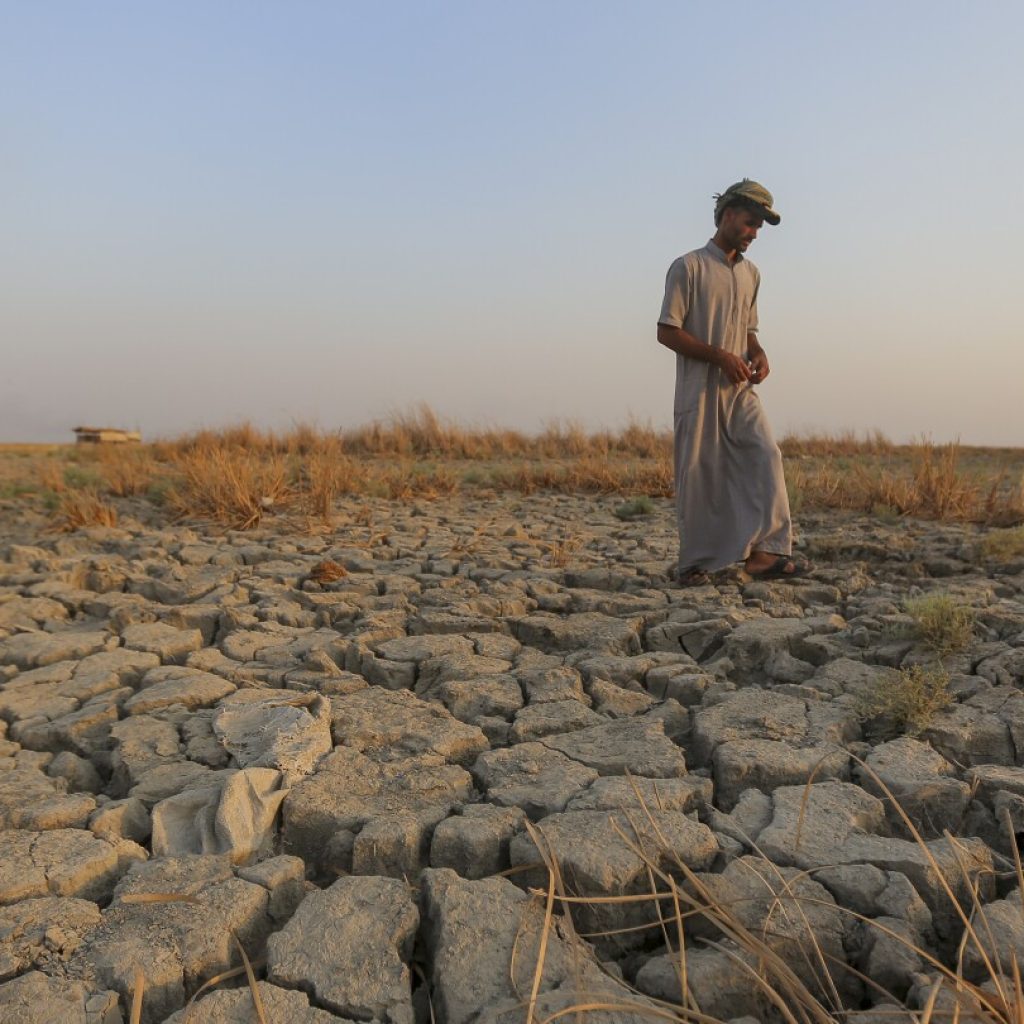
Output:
714,179,781,225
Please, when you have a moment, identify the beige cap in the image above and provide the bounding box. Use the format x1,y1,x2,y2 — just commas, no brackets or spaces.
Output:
714,179,781,225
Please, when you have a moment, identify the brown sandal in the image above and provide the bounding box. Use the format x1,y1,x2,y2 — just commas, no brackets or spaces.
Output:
745,555,811,580
677,567,713,587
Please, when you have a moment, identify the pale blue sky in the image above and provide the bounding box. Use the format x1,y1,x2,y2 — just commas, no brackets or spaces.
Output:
3,1,1022,444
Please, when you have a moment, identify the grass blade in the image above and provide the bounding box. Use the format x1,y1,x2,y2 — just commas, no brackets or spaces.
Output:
231,931,268,1024
129,966,144,1024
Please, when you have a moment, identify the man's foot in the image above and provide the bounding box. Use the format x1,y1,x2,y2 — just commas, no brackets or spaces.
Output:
677,567,713,587
744,553,811,580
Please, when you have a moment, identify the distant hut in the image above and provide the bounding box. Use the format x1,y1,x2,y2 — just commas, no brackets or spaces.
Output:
73,426,142,444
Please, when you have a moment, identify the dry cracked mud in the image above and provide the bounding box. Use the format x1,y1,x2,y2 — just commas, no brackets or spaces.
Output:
1,493,1023,1022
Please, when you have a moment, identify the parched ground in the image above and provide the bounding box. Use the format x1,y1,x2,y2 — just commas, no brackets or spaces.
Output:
1,491,1023,1022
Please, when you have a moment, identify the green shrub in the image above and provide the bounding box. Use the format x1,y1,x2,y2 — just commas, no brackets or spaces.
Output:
613,496,656,520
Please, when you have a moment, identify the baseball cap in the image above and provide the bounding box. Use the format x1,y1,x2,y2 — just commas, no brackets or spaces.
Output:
714,179,781,225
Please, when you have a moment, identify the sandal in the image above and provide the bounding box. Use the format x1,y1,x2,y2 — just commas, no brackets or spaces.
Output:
677,567,713,587
745,555,811,580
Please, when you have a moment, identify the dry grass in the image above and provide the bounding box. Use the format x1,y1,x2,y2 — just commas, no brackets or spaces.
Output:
544,531,583,568
294,447,366,521
307,559,348,583
156,407,673,463
786,440,1024,526
121,917,267,1024
96,445,155,497
523,766,1022,1023
982,526,1024,562
3,411,1021,531
855,663,954,737
100,767,1024,1022
165,447,292,530
780,429,895,458
52,490,119,531
904,594,976,656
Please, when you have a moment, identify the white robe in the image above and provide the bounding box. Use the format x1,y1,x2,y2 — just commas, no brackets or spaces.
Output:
659,239,792,572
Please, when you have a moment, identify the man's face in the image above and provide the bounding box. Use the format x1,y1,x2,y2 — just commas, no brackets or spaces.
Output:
719,206,764,253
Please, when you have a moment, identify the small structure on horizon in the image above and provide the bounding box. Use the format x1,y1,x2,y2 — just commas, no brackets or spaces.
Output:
73,426,142,444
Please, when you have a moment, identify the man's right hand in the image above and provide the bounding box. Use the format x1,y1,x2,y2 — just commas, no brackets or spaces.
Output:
715,350,753,384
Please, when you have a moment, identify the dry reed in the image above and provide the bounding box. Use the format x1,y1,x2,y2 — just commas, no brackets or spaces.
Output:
53,490,119,531
97,445,155,497
521,766,1022,1023
165,447,292,529
8,409,1022,530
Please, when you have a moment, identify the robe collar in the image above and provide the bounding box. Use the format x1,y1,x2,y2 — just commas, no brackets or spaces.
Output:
705,239,744,265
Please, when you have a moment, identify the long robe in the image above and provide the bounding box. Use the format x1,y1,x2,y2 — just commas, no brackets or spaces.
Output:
659,239,792,573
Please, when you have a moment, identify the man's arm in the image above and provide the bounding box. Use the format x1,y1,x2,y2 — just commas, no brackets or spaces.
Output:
657,323,752,384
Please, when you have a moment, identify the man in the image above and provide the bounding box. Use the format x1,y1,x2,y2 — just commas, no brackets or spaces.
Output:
657,179,806,585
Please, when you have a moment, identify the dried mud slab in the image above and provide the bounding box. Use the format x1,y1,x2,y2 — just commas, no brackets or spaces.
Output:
0,495,1021,1020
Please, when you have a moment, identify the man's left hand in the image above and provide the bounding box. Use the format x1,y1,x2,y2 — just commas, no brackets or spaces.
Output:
749,350,770,383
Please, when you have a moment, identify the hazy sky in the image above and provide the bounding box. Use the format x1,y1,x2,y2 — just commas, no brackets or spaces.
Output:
3,1,1022,445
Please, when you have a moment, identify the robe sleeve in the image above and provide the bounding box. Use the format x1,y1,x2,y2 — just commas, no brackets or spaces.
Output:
658,257,690,329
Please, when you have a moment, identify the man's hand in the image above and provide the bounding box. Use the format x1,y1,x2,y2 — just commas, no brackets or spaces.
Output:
716,350,753,385
748,349,770,383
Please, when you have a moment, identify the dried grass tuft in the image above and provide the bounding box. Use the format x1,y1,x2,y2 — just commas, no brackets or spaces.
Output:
52,490,119,531
904,594,975,656
982,526,1024,562
308,559,348,583
166,447,292,529
855,663,954,737
7,412,1021,529
98,446,155,497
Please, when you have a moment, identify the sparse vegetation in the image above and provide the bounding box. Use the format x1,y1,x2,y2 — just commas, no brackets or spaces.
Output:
544,531,582,568
53,489,119,531
63,465,103,490
904,593,976,656
780,427,895,457
165,448,292,530
97,446,155,497
870,501,902,523
981,525,1024,561
1,413,1021,530
613,496,657,519
855,663,954,736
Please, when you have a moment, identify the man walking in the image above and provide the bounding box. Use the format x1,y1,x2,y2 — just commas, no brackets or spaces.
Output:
657,179,805,585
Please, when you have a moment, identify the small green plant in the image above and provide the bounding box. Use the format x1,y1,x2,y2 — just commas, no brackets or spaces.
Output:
146,477,174,507
904,593,975,655
613,495,656,520
871,501,902,523
981,525,1024,561
855,663,953,736
63,465,103,489
0,483,36,499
